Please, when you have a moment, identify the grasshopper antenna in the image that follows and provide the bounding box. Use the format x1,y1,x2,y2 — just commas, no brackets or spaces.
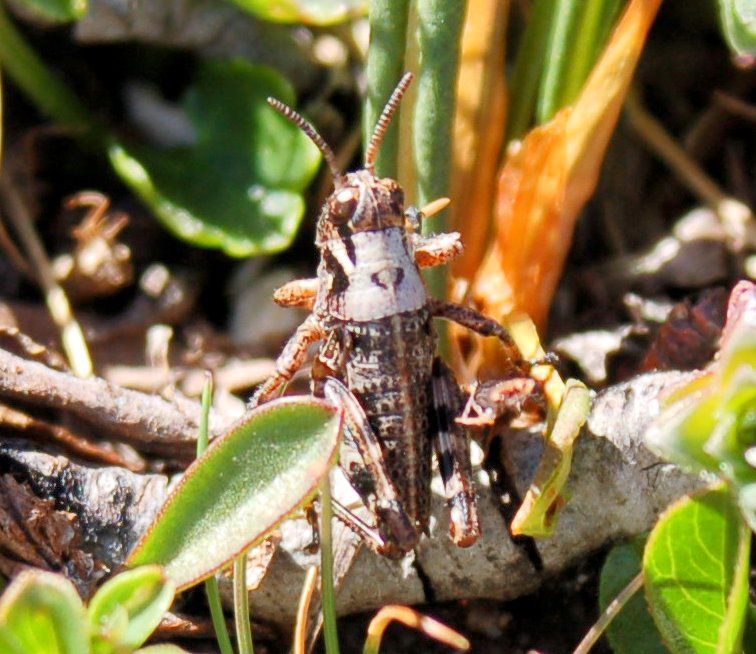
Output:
267,97,343,185
364,72,413,174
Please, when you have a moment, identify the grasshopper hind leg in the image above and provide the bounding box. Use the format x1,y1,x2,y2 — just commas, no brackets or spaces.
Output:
429,358,481,547
321,377,419,559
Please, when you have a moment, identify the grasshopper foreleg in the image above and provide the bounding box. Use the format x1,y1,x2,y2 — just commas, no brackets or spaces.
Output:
249,315,324,407
272,278,319,310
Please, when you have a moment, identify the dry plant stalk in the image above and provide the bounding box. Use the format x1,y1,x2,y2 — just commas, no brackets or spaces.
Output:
450,0,508,280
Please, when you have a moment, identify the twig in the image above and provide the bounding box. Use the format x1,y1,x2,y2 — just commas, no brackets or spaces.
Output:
0,346,232,456
714,90,756,123
625,90,755,250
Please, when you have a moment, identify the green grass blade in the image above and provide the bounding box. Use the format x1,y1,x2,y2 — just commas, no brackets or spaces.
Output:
507,0,557,141
319,476,340,654
413,0,467,298
196,377,234,654
0,3,97,138
233,553,254,654
364,0,411,179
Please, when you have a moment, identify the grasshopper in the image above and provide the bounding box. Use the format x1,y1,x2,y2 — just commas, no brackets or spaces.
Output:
251,73,524,559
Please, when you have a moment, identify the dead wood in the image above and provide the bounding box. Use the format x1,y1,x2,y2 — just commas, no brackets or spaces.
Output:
0,346,234,457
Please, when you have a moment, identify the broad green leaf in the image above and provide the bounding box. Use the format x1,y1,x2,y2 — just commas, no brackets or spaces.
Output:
718,0,756,56
135,646,191,653
88,566,175,654
644,485,751,654
110,59,321,257
12,0,88,22
127,397,342,590
225,0,366,25
599,536,667,654
0,570,89,654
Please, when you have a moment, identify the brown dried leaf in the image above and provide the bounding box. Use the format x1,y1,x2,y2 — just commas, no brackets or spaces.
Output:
450,0,509,280
471,0,663,344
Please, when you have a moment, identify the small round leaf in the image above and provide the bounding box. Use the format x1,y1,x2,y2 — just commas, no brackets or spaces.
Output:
0,570,89,654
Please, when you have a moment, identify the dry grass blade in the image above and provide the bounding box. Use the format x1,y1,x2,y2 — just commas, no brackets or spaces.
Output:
450,0,509,280
294,566,319,654
0,175,93,377
363,605,470,654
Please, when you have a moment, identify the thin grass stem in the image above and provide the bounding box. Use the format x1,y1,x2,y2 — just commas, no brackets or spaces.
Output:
572,572,643,654
320,476,340,654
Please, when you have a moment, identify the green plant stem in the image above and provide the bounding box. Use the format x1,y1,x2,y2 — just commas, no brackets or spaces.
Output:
319,476,340,654
572,572,643,654
413,0,467,300
196,376,235,654
233,553,255,654
0,2,99,141
537,0,623,124
364,0,411,179
507,0,556,141
537,0,582,123
196,375,213,457
560,0,622,105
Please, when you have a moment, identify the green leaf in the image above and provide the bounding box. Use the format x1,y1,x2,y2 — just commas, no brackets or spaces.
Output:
0,570,89,654
127,397,342,590
536,0,623,123
135,646,191,653
718,0,756,56
88,566,175,654
12,0,88,23
225,0,366,25
644,485,751,654
110,59,321,257
599,536,667,654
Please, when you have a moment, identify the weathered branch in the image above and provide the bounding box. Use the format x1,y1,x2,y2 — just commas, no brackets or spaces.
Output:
0,347,233,456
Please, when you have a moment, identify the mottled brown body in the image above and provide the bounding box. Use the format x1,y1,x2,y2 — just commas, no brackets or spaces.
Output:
324,311,435,539
253,74,524,558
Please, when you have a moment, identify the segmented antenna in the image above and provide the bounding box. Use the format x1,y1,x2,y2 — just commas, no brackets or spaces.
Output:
267,97,342,184
364,72,414,174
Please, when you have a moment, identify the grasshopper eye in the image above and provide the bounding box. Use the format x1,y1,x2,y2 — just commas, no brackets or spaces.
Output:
330,187,360,224
390,187,404,212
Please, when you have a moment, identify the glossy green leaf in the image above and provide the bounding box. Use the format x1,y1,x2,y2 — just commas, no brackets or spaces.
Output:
599,536,667,654
644,485,751,654
718,0,756,56
127,397,342,590
0,570,89,654
88,565,175,654
12,0,88,22
110,59,321,257
225,0,366,25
